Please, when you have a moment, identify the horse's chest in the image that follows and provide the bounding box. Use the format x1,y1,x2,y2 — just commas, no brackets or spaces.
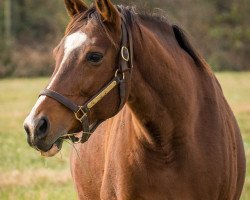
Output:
71,142,183,200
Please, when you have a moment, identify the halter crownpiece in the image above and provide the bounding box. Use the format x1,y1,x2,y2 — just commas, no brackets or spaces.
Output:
39,9,133,143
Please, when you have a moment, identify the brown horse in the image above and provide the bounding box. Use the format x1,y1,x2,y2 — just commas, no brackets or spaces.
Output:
24,0,245,199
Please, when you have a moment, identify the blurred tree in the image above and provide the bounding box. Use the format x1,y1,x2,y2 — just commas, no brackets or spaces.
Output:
208,0,250,70
3,0,11,47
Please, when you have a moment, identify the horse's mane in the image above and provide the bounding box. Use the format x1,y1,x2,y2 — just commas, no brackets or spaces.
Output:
120,6,208,70
66,5,209,70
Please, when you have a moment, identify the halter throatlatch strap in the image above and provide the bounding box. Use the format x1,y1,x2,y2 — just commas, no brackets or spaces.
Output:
39,10,133,143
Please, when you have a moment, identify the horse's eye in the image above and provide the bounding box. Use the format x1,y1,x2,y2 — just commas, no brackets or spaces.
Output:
86,52,103,63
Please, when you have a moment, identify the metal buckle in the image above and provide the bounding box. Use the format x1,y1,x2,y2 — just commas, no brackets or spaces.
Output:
115,69,125,80
74,106,87,123
121,46,130,62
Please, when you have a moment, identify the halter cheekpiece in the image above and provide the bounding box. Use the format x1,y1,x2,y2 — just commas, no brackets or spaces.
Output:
39,8,133,143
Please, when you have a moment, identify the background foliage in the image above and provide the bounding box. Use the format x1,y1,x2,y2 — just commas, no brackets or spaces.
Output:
0,0,249,77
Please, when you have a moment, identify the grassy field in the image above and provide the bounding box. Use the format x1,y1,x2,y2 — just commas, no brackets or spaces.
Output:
0,72,249,199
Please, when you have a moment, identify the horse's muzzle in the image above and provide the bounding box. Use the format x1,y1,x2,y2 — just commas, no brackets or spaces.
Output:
23,115,51,151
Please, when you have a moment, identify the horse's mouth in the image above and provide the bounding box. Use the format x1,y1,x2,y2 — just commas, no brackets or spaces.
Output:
40,139,63,157
39,129,82,157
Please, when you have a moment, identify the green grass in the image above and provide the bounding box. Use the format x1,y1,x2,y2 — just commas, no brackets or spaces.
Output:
216,72,250,200
0,72,249,199
0,78,76,200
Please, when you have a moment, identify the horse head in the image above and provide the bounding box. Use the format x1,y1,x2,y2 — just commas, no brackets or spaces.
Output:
24,0,132,156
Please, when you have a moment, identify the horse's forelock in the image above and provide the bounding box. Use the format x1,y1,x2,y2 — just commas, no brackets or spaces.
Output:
65,6,123,49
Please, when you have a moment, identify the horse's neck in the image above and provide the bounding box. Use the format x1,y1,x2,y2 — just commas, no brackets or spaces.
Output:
127,21,211,154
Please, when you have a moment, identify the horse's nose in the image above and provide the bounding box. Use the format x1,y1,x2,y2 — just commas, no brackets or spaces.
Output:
35,117,49,139
24,117,49,140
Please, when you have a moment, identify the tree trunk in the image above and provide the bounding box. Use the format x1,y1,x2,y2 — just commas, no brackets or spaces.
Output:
4,0,11,47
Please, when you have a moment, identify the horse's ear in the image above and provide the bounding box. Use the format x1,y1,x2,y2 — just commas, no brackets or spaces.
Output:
95,0,121,30
64,0,88,17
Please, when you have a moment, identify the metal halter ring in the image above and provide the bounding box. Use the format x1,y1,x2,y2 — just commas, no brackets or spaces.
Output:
74,106,87,123
121,46,130,62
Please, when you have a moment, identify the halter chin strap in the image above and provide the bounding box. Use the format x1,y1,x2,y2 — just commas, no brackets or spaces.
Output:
39,11,133,143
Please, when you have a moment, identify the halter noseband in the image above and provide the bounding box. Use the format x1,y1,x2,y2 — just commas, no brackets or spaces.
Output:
39,10,133,143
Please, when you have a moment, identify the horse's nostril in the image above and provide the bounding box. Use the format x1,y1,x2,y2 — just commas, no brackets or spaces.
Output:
38,119,47,133
36,117,49,139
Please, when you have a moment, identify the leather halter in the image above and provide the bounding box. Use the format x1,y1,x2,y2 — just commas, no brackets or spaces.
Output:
39,10,133,143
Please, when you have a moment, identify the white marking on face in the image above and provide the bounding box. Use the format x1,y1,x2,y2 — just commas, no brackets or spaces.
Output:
61,31,88,67
47,31,88,89
24,96,47,137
